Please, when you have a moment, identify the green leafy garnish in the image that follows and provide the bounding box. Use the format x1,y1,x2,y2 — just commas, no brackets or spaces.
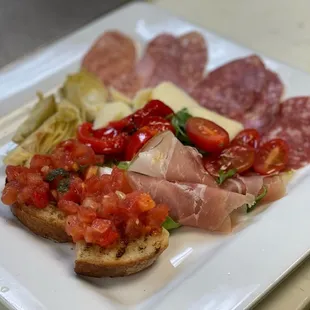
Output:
57,178,70,193
162,216,181,230
170,108,193,145
216,168,237,185
117,161,131,170
247,185,268,213
45,168,69,182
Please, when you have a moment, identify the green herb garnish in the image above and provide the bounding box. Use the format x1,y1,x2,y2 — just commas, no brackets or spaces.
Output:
57,178,70,193
247,185,268,213
216,168,237,185
170,108,193,145
162,216,181,230
45,168,69,182
117,161,131,170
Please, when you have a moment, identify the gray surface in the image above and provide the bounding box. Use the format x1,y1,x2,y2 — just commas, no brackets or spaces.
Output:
0,0,132,68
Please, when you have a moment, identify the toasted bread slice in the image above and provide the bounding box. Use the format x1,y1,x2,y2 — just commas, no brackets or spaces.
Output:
75,228,169,277
11,204,72,243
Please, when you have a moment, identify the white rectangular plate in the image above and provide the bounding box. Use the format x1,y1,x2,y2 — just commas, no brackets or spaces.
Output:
1,3,310,310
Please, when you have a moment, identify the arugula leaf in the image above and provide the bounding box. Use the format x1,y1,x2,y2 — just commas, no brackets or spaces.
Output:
216,168,237,185
57,178,70,193
162,216,181,230
45,168,69,182
170,108,193,145
247,185,268,213
117,161,131,170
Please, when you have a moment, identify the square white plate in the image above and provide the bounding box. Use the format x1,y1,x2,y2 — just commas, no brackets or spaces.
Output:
1,3,310,310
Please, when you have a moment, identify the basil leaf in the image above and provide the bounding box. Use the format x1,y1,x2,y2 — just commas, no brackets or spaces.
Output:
162,216,181,230
170,108,193,145
247,185,268,213
45,168,69,182
57,178,70,193
117,161,131,170
216,168,237,185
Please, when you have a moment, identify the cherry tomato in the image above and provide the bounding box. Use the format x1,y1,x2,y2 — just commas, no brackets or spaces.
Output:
186,117,229,153
77,122,128,155
253,139,289,175
202,156,222,177
231,129,261,149
140,116,175,133
220,145,256,174
124,127,158,161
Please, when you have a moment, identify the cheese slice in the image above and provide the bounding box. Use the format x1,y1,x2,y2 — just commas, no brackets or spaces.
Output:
93,101,132,130
151,82,200,111
187,107,243,140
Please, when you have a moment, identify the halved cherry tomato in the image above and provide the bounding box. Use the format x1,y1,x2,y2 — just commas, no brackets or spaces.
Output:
220,145,256,174
231,129,261,149
203,145,255,176
186,117,229,153
124,127,158,161
140,116,175,133
253,139,289,175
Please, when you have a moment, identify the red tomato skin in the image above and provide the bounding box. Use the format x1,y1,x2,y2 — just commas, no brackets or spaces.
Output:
231,129,261,149
140,116,175,133
186,117,230,153
253,139,289,175
220,145,256,174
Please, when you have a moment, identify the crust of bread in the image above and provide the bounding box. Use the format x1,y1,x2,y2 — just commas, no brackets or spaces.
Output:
75,228,169,277
11,204,72,243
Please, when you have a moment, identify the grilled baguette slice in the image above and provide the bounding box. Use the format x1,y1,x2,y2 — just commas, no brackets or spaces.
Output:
75,228,169,277
11,204,71,243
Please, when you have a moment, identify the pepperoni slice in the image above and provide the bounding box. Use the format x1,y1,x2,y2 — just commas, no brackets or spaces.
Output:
82,31,136,86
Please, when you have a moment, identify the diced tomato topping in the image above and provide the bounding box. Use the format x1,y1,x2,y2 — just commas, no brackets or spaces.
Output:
65,215,87,242
58,200,79,215
78,206,97,224
30,155,53,171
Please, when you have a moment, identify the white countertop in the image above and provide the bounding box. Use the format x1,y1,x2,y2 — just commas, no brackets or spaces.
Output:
154,0,310,309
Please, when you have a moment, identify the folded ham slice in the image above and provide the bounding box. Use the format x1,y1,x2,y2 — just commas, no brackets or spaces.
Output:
128,131,217,187
221,174,286,203
128,172,255,232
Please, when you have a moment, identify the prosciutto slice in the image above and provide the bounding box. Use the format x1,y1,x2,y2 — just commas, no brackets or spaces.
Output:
128,172,255,232
221,174,286,203
128,131,217,187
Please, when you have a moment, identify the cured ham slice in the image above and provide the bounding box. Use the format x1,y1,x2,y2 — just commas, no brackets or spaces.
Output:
128,131,217,187
221,174,286,203
128,172,255,232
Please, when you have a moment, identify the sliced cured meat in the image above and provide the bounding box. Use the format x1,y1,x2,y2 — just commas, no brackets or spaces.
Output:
82,31,136,86
221,174,286,203
128,131,217,187
262,97,310,169
142,34,182,88
178,31,207,91
127,172,255,232
191,55,284,134
281,97,310,126
242,70,284,132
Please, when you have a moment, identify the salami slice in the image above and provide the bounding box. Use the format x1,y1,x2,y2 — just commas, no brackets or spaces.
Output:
178,31,207,91
262,96,310,169
82,31,137,86
191,55,284,134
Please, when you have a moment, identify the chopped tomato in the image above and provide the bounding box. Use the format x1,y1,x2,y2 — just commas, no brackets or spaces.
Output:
32,184,49,209
58,200,79,215
231,129,260,149
186,117,229,153
111,167,132,194
136,193,156,212
144,204,169,232
65,215,86,242
1,183,18,205
220,146,256,174
253,139,289,175
84,219,119,247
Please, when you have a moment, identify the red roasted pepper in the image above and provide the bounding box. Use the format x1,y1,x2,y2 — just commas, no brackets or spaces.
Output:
77,123,128,155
